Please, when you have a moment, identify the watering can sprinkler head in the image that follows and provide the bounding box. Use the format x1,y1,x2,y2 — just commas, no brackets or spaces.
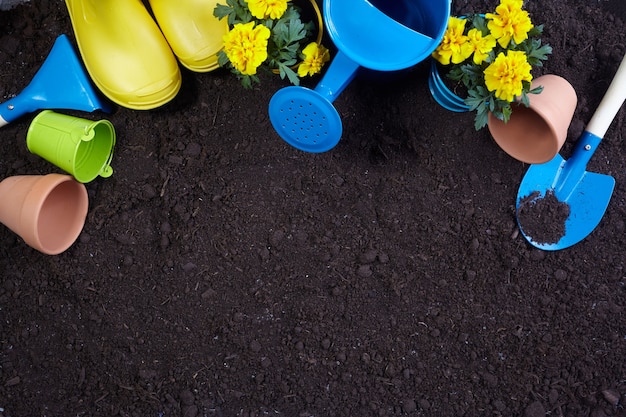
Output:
0,34,112,127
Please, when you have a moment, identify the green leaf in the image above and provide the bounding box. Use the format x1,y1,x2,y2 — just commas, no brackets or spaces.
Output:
217,50,229,67
239,74,259,90
473,108,489,130
287,17,307,42
213,3,232,20
522,39,552,66
447,66,464,81
471,14,489,35
465,98,483,112
527,24,543,37
283,65,300,85
458,64,484,89
501,104,512,123
282,6,299,20
275,63,300,85
212,0,253,25
279,56,297,67
533,43,552,60
520,91,530,107
474,85,489,98
465,89,487,111
232,0,252,24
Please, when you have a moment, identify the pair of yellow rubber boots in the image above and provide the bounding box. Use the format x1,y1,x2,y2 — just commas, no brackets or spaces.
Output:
65,0,228,110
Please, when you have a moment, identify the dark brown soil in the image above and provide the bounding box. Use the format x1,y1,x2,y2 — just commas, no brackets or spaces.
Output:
1,1,625,417
517,191,570,245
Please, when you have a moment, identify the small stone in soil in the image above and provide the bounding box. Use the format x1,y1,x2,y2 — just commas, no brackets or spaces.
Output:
517,190,570,245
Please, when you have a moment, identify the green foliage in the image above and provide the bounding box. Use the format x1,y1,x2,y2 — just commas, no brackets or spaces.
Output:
213,0,253,25
213,0,318,89
436,11,552,130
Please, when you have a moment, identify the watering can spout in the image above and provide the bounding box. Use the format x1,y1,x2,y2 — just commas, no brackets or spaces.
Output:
314,51,360,103
0,34,111,127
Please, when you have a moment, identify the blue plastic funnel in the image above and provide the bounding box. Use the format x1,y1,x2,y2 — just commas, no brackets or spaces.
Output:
0,34,111,127
269,0,451,152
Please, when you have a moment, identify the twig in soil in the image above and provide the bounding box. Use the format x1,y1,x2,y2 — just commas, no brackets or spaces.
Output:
160,174,170,197
213,95,221,126
193,364,209,378
94,392,110,403
578,42,593,54
376,144,389,160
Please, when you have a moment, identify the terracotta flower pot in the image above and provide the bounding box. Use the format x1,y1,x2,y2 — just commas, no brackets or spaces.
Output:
487,74,578,164
0,173,88,255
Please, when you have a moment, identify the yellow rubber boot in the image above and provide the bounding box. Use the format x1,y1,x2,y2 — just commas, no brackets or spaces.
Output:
148,0,229,72
65,0,181,110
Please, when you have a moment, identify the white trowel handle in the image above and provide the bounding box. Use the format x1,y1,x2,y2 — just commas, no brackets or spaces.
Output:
585,53,626,138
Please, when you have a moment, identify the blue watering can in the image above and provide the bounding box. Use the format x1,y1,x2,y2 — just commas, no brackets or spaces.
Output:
269,0,451,153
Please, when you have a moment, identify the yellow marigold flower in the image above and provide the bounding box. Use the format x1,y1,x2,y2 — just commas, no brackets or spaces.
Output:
484,50,532,102
297,42,330,77
486,0,534,48
223,22,271,75
432,17,472,65
247,0,288,20
462,28,497,65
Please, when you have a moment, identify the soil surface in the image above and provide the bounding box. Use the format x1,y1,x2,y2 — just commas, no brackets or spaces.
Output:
1,1,625,416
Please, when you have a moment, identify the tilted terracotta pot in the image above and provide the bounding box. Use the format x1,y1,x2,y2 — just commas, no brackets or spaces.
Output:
0,174,88,255
487,74,578,164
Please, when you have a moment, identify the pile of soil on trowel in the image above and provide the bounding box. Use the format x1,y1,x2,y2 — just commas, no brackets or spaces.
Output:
517,190,570,244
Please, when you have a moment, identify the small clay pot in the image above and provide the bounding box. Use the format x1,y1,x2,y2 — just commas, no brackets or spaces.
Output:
487,74,578,164
0,174,88,255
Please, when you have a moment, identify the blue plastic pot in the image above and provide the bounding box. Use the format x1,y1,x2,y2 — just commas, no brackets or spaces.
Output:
428,14,489,113
428,59,470,113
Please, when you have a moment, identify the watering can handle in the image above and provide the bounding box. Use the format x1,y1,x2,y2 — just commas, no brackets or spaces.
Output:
585,53,626,138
